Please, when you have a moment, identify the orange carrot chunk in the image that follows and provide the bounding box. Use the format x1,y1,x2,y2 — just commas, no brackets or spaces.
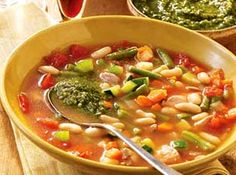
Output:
158,122,174,132
103,100,113,109
151,103,161,111
135,95,153,107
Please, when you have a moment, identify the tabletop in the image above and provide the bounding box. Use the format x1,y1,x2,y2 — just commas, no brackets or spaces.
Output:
0,1,236,175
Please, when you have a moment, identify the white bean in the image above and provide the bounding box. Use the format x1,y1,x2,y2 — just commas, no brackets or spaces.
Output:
152,65,169,73
112,122,125,129
228,107,236,117
197,72,210,84
164,95,186,107
84,127,106,137
175,81,184,88
160,67,183,77
38,65,60,75
100,114,119,123
192,112,209,121
194,115,212,127
199,132,221,145
187,93,202,105
136,62,153,70
185,86,201,91
175,102,201,114
91,46,112,59
135,118,156,125
59,123,83,134
160,107,179,117
136,109,156,118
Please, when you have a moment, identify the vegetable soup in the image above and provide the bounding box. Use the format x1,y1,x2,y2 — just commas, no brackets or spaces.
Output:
18,41,236,166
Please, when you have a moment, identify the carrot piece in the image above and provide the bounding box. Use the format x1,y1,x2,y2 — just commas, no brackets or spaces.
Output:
103,100,113,109
106,141,119,150
151,103,161,111
106,148,123,160
147,89,167,103
158,122,174,132
135,95,153,107
150,80,164,88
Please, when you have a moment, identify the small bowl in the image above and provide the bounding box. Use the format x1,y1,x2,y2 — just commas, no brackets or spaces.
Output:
1,16,236,175
127,0,236,45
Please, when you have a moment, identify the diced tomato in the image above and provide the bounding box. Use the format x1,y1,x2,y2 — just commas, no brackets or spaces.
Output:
111,40,134,51
150,80,165,88
39,73,55,90
191,66,204,74
209,112,229,129
69,44,89,59
44,52,69,68
106,141,119,150
18,92,29,113
135,95,153,107
203,86,223,97
177,53,191,68
37,118,59,129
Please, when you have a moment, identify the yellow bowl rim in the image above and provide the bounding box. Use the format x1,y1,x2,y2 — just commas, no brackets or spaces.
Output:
1,15,236,172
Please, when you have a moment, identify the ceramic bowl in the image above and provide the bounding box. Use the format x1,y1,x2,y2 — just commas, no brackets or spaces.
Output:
1,16,236,175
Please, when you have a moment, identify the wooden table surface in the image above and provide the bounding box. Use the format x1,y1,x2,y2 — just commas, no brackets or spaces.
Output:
0,1,235,175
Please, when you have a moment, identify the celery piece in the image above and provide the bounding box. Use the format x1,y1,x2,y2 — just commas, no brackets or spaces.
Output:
182,72,200,85
124,84,148,99
170,140,187,149
182,130,215,151
121,81,137,94
53,131,70,142
75,59,94,73
108,64,124,75
103,85,120,97
176,120,192,130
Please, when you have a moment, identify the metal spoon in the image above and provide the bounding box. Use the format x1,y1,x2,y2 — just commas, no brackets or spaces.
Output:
45,87,182,175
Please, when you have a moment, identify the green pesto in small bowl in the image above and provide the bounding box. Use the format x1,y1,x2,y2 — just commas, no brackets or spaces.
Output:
132,0,236,30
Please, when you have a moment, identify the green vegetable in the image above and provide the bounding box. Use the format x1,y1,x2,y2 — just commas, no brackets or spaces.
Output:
124,84,148,99
65,64,76,71
107,47,138,60
53,131,70,142
156,48,174,68
155,113,170,121
200,95,210,111
211,96,222,103
54,77,106,115
117,109,129,118
171,140,187,149
108,64,124,75
182,130,215,151
59,71,80,77
142,145,153,154
152,57,163,66
177,113,192,119
129,66,162,79
121,81,137,93
177,65,188,73
124,74,134,82
75,59,94,73
176,120,192,130
131,77,149,87
182,72,200,85
96,59,107,68
103,85,120,97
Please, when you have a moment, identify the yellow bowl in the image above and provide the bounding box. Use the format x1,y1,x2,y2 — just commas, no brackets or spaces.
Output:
1,16,236,175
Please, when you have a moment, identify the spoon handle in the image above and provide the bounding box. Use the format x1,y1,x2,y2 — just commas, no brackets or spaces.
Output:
102,124,183,175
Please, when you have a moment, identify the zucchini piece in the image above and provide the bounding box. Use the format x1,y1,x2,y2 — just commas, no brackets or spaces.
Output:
103,85,121,97
108,64,124,75
124,73,134,82
142,145,153,154
107,48,138,60
211,96,222,103
200,95,210,111
156,48,174,68
53,131,70,142
75,59,94,73
129,66,162,79
182,130,215,151
124,84,148,99
141,138,155,150
121,80,137,94
182,72,200,85
170,140,187,149
131,77,149,87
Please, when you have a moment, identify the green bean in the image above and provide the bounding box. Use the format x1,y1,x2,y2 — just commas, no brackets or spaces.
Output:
182,130,215,151
156,48,174,68
107,48,137,60
200,95,210,111
124,84,148,99
129,66,162,79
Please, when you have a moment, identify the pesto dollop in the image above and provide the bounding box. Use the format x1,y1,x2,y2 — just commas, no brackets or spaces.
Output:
54,77,106,116
133,0,236,30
